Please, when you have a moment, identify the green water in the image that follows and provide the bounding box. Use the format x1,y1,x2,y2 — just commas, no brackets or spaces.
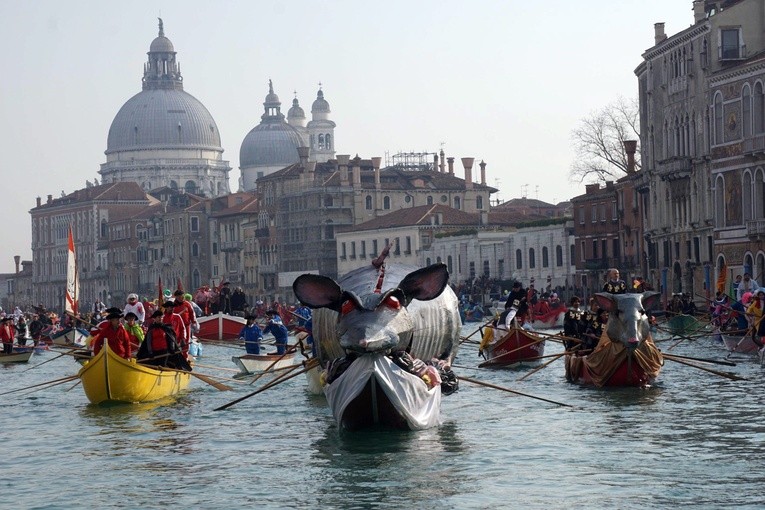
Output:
2,325,764,509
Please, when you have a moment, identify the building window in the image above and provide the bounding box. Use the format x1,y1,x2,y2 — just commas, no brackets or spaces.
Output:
714,92,724,145
190,216,199,232
454,196,461,210
469,262,475,279
556,245,563,267
341,242,347,259
591,205,597,223
447,255,453,274
743,84,752,138
324,195,333,207
743,171,753,222
405,236,411,254
476,196,484,210
720,28,742,60
515,249,522,269
383,196,391,210
365,195,372,210
571,244,576,265
579,207,585,224
372,239,378,256
427,195,433,205
529,248,536,269
715,175,725,227
350,242,356,259
325,134,331,150
498,259,505,279
212,242,218,255
755,82,765,134
192,242,199,257
483,260,490,277
361,241,366,258
593,240,598,259
612,201,617,220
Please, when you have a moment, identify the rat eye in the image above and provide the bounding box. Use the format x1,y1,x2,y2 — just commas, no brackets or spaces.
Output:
383,296,401,310
341,300,355,315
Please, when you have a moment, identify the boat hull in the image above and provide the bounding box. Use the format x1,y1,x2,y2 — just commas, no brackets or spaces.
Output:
531,308,565,329
196,313,246,341
50,327,90,347
479,328,545,368
721,333,760,354
324,354,441,431
232,353,296,374
565,354,656,387
0,351,33,363
565,334,662,388
77,344,191,404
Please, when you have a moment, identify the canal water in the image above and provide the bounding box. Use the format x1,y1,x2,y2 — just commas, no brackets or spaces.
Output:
2,323,763,509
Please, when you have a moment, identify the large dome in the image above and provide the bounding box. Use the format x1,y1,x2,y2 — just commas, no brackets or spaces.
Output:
239,122,304,168
106,89,222,154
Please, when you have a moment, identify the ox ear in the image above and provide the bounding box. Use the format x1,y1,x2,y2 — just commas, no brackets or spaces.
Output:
293,274,343,312
594,292,617,313
399,263,449,305
641,291,661,311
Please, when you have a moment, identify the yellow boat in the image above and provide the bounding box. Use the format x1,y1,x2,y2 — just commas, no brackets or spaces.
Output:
77,344,191,404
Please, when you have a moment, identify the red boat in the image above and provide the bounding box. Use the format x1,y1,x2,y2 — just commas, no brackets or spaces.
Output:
479,327,545,368
531,307,565,329
196,313,247,341
565,334,663,387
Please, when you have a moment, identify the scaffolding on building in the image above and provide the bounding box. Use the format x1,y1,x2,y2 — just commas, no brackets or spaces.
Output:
384,151,438,172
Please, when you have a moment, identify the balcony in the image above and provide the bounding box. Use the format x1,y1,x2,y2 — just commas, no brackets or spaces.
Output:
584,258,616,270
743,134,765,156
746,219,765,238
220,240,243,252
657,157,692,181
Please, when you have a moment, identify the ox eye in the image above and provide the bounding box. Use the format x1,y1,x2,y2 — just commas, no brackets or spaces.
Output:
383,296,401,310
341,300,355,315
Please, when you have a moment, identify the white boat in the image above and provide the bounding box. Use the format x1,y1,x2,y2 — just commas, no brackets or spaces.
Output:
50,327,90,347
231,352,296,375
0,351,33,363
323,354,441,431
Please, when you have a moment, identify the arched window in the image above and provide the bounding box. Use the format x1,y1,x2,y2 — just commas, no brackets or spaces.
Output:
365,195,372,210
743,84,752,138
755,168,765,218
743,171,753,222
755,82,764,134
715,175,725,227
192,269,201,290
426,257,432,266
674,116,681,156
714,92,724,145
529,248,536,268
318,134,325,150
483,260,490,277
324,195,333,207
324,220,334,240
515,249,522,269
454,196,461,210
447,255,454,274
191,242,199,257
169,180,178,190
476,196,484,209
427,195,433,205
185,180,197,194
100,219,108,239
325,134,331,150
542,247,549,268
556,245,563,267
383,196,391,210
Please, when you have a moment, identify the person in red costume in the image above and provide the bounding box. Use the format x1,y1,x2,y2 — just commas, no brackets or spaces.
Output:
173,290,197,357
137,310,190,370
91,311,131,359
0,317,16,354
161,300,187,357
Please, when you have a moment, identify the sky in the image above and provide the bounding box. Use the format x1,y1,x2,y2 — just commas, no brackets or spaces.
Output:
0,0,694,272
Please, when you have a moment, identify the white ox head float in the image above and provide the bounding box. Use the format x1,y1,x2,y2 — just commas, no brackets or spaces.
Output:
594,291,661,351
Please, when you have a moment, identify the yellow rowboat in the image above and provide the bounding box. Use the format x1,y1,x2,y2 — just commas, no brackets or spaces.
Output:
77,344,191,404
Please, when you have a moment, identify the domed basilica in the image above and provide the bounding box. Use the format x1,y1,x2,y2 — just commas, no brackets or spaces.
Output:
99,19,232,197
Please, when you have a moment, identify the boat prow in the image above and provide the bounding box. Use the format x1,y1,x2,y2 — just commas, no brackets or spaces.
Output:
0,350,33,364
565,336,662,387
232,352,296,375
77,344,191,404
196,313,247,341
324,354,441,431
479,327,545,368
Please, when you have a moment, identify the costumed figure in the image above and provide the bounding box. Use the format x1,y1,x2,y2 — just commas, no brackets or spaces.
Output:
239,315,264,354
91,311,131,359
262,309,289,354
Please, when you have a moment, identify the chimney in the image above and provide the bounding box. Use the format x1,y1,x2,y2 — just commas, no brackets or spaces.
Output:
461,157,474,190
693,1,705,24
439,149,445,173
479,160,487,185
351,156,362,187
14,255,20,274
337,154,350,186
480,211,489,226
47,194,52,204
433,154,439,172
654,22,666,45
36,196,41,207
297,146,310,167
305,161,317,181
623,140,637,173
447,157,455,175
371,157,382,188
585,184,600,194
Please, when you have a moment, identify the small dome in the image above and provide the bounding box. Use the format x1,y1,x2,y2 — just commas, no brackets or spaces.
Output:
106,89,222,154
150,36,175,53
288,98,305,119
311,89,330,113
239,122,305,168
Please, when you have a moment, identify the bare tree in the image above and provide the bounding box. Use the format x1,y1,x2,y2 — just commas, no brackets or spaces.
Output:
570,96,640,183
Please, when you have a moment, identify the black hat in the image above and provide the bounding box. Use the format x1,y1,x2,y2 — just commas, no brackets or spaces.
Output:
124,312,138,320
223,282,230,286
0,316,13,322
173,290,184,297
106,312,123,320
104,307,122,315
151,310,163,319
245,314,256,321
163,300,177,308
512,281,522,288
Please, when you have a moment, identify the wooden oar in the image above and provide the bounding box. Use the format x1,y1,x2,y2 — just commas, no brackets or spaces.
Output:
65,379,82,392
21,345,84,372
214,359,318,411
458,375,572,408
156,366,233,391
248,349,296,385
193,362,242,373
0,375,79,396
659,352,737,367
460,316,497,346
662,354,746,381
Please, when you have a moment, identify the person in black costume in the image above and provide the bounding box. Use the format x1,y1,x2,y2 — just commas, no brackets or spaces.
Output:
563,296,586,351
602,268,627,294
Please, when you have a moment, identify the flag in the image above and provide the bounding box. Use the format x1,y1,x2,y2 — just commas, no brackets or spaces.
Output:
158,276,164,305
65,225,79,316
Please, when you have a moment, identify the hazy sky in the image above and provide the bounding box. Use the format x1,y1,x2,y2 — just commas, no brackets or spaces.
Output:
0,0,693,272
